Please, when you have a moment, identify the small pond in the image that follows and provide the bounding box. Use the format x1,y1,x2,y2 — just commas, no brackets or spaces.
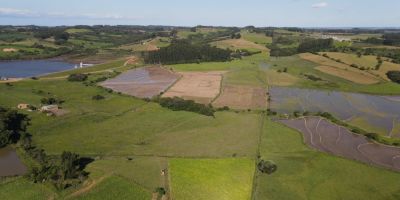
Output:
0,146,28,177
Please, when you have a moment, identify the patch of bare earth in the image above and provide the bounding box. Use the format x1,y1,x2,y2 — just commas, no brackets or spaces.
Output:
279,117,400,171
2,48,17,52
100,66,179,98
213,84,267,109
162,71,224,104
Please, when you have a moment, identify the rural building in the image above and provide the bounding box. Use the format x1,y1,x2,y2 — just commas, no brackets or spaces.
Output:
0,77,8,81
40,105,59,112
17,104,30,110
2,48,17,52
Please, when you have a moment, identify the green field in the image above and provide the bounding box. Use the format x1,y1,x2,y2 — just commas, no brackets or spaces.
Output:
267,55,400,94
254,119,400,200
169,158,254,200
74,176,150,200
2,25,400,200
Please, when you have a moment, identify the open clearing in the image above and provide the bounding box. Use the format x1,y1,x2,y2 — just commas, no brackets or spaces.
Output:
100,66,179,98
315,65,378,84
264,69,299,86
162,71,224,104
211,38,269,52
169,158,254,200
299,53,381,84
213,84,267,109
255,118,400,200
74,176,150,200
370,61,400,81
322,52,378,69
279,117,400,171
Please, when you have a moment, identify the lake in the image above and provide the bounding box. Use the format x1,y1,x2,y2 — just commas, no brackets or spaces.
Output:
0,60,75,78
0,146,27,177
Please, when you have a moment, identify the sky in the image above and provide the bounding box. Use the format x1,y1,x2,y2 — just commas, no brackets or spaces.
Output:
0,0,399,27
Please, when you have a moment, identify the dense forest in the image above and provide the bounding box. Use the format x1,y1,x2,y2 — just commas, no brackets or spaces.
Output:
145,40,231,64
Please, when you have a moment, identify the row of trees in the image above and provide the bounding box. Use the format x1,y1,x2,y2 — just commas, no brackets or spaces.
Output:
270,38,334,57
1,106,89,189
157,97,215,116
145,40,231,64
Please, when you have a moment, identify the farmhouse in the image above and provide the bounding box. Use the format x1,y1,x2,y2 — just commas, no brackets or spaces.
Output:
40,105,59,112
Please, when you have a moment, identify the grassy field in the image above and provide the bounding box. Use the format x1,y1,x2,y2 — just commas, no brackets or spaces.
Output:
254,118,400,200
74,176,151,200
322,52,379,69
0,177,55,200
211,38,268,53
241,31,272,45
169,158,254,200
267,55,400,95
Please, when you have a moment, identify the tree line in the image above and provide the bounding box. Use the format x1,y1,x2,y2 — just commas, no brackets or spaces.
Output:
145,40,231,64
0,106,89,190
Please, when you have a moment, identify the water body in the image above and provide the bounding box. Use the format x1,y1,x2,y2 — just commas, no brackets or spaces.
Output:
0,60,75,78
0,146,27,177
269,86,400,137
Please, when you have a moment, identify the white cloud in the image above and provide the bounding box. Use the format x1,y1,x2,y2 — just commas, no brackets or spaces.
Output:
0,7,38,17
312,2,328,8
0,7,140,20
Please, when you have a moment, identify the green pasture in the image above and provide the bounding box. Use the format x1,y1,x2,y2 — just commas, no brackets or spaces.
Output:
169,158,254,200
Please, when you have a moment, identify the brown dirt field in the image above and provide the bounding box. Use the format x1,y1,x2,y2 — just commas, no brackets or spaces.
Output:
124,56,139,66
2,48,17,52
212,84,267,109
279,117,400,171
212,39,269,51
100,66,180,98
162,71,224,104
315,65,380,84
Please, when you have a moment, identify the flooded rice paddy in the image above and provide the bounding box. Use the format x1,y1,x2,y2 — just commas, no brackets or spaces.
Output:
270,87,400,137
279,117,400,171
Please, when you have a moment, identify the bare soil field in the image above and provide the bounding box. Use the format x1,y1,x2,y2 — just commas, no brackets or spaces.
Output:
315,65,379,84
100,66,179,98
279,117,400,171
213,84,267,109
162,71,224,104
2,48,17,52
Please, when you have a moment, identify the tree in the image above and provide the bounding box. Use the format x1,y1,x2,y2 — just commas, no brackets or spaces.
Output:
68,74,88,82
257,160,277,174
387,71,400,84
0,107,29,147
60,151,80,179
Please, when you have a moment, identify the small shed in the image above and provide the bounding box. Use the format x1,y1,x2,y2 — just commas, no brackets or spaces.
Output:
40,105,59,112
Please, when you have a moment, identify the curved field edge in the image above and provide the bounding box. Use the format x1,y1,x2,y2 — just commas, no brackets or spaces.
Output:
254,118,400,200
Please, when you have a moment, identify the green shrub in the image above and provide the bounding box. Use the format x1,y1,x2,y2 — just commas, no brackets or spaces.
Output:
386,71,400,84
67,73,88,82
158,97,215,116
257,160,277,174
92,95,105,100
